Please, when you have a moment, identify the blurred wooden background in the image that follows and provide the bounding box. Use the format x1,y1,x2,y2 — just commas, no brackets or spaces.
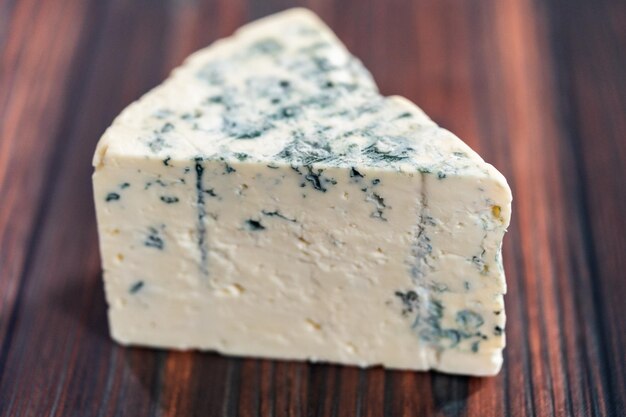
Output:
0,0,625,415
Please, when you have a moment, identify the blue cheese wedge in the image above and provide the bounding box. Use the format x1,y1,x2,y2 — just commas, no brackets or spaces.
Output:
93,8,512,376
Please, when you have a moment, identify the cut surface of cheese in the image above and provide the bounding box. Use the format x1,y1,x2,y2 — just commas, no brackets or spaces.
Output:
93,8,512,376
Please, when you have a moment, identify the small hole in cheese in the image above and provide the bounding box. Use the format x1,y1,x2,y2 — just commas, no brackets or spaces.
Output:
305,318,322,331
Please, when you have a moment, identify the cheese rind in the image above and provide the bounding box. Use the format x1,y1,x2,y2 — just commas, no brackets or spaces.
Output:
93,8,512,376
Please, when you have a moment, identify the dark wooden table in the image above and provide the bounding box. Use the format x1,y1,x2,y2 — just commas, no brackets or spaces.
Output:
1,0,625,415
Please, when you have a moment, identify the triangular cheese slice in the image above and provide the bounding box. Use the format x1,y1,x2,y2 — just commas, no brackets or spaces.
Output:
93,8,512,376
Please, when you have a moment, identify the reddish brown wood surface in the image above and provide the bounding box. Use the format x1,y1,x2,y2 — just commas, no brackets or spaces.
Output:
0,0,625,415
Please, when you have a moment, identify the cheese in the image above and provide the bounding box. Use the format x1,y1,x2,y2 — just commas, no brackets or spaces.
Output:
92,8,512,376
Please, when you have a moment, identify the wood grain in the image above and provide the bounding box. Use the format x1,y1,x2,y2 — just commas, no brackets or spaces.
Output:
0,0,624,415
